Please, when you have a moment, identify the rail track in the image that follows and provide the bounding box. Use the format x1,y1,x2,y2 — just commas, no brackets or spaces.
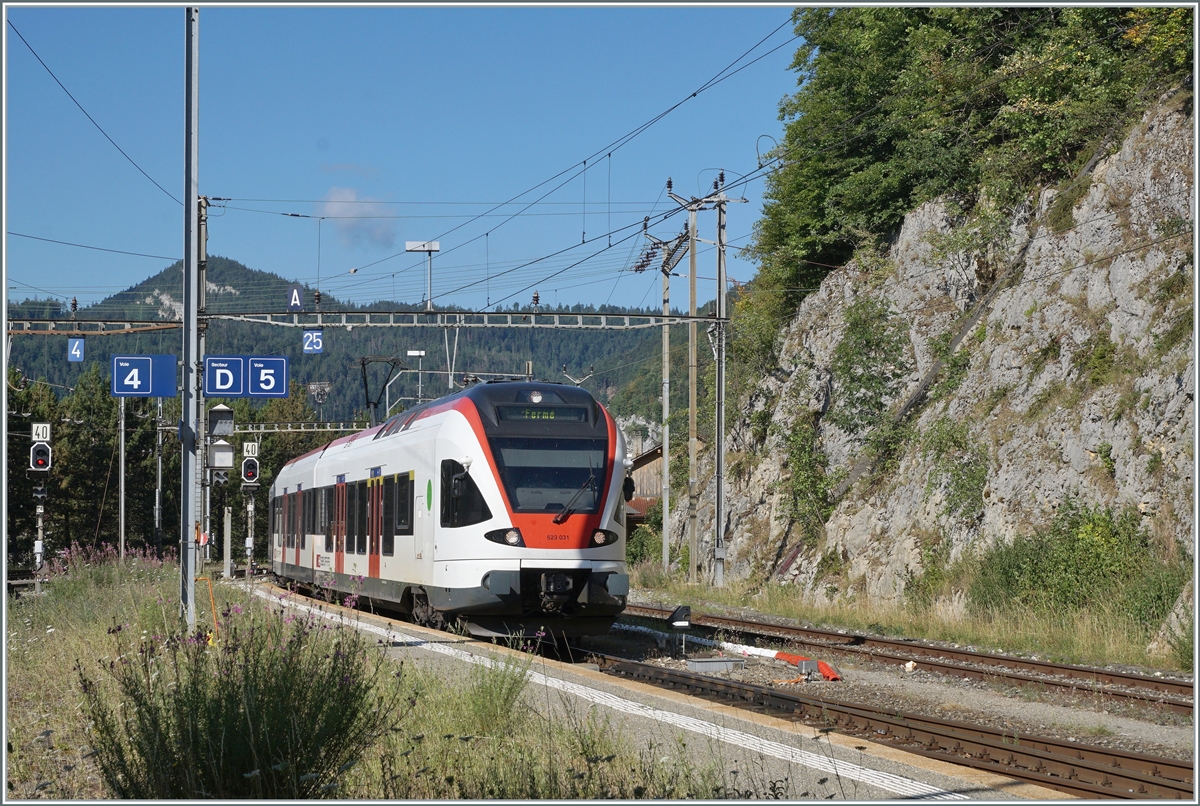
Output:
583,651,1193,800
622,604,1194,716
264,582,1191,798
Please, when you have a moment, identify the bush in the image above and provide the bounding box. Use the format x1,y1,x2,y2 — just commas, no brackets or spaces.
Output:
968,500,1188,632
77,601,409,798
922,418,988,522
827,297,911,436
627,500,663,566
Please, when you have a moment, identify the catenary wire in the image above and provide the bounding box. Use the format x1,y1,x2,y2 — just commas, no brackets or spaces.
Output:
7,19,182,206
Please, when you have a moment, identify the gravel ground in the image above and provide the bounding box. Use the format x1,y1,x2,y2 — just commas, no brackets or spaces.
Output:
587,592,1197,764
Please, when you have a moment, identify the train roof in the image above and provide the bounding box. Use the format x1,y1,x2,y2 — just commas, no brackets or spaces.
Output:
283,381,602,469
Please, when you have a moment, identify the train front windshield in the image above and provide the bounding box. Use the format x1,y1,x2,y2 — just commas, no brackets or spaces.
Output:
489,437,608,514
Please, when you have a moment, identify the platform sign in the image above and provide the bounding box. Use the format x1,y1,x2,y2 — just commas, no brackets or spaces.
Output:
68,338,84,362
111,355,177,397
287,284,304,312
204,356,289,398
302,330,324,354
204,357,245,396
249,357,288,397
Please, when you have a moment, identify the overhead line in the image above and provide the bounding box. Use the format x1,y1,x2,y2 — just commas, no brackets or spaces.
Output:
7,231,180,261
7,19,182,206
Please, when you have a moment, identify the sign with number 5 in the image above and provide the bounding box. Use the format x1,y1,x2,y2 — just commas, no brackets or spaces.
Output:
249,357,288,397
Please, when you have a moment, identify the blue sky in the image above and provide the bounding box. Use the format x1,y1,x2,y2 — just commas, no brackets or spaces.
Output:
6,5,801,313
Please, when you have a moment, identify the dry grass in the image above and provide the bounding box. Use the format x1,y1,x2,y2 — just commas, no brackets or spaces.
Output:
628,569,1189,670
8,549,828,799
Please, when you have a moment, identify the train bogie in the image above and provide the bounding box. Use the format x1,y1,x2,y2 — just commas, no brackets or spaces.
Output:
269,382,630,638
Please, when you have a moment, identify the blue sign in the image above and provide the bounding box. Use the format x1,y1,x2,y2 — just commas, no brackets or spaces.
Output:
204,355,289,398
287,284,304,312
111,355,178,397
68,338,84,362
249,357,288,396
303,330,324,353
204,357,245,396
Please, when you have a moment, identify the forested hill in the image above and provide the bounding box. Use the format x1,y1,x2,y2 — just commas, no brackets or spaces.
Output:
7,255,665,421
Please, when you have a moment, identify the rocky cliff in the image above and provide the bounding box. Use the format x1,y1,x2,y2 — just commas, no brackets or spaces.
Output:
674,90,1193,626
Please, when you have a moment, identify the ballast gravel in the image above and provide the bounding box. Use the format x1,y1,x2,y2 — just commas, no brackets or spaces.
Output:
587,592,1195,764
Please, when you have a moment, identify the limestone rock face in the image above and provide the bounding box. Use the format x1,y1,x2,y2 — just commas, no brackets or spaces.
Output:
674,92,1193,626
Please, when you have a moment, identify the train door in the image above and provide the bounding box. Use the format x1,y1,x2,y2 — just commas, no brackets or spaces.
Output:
368,468,382,579
334,477,346,575
294,487,302,568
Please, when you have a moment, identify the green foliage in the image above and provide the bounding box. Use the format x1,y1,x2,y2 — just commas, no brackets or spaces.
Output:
927,331,971,400
827,297,910,435
922,417,988,521
626,499,663,567
1075,331,1118,390
903,532,953,611
1028,336,1061,377
864,418,913,482
1168,613,1194,673
968,500,1189,631
1154,305,1193,357
1097,442,1116,477
77,594,408,798
782,414,837,547
737,7,1187,373
1046,174,1093,233
1123,7,1194,70
1146,449,1163,476
464,652,532,735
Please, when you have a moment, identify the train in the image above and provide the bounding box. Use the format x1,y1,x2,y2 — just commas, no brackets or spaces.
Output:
269,380,632,638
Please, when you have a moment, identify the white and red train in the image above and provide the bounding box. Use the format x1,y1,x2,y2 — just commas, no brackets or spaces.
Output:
269,381,631,637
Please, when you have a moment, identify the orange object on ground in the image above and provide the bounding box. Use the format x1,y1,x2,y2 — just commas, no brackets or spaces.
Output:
775,652,811,666
817,660,841,681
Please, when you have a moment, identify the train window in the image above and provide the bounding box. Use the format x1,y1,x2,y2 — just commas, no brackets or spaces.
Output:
324,487,335,554
284,495,293,549
382,476,395,556
488,437,607,514
356,480,368,554
273,498,282,547
395,473,413,536
303,492,311,538
440,460,493,528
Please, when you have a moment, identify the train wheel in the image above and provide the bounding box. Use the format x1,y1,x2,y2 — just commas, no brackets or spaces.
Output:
411,590,447,631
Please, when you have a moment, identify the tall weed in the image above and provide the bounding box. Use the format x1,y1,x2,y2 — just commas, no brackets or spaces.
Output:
77,601,409,798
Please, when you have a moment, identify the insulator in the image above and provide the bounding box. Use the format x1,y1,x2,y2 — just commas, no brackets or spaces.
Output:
666,177,672,192
70,297,78,313
719,170,725,186
314,290,322,306
532,291,540,306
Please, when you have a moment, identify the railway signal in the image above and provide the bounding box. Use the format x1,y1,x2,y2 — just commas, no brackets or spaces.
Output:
241,457,259,484
30,442,51,471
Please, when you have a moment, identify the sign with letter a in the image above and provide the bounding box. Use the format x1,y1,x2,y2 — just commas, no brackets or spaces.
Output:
287,284,304,312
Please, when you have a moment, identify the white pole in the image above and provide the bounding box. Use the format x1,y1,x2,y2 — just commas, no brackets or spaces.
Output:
180,6,200,630
119,397,125,561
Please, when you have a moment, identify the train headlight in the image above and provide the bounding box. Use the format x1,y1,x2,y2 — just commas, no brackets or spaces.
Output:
589,529,618,548
485,527,525,547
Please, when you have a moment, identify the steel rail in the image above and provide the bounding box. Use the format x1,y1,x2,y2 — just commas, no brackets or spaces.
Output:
592,654,1192,800
623,605,1193,712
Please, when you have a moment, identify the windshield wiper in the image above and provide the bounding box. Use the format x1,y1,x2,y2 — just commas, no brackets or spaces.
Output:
553,469,596,524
